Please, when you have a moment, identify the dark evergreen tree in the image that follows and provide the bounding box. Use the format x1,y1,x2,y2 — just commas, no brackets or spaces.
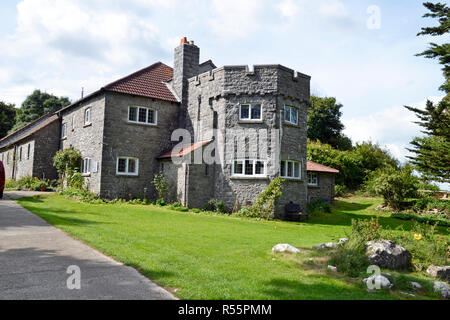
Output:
0,101,16,139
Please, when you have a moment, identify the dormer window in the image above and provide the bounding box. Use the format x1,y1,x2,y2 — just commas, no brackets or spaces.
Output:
240,104,262,121
128,106,157,126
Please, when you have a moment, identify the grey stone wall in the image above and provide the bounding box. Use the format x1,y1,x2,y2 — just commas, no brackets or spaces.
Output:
0,146,16,180
160,160,187,204
186,163,215,209
100,92,179,199
60,94,106,194
185,64,310,217
0,120,59,181
308,172,336,204
32,120,60,180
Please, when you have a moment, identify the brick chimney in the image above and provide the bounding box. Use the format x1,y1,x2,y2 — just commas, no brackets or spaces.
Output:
173,37,199,127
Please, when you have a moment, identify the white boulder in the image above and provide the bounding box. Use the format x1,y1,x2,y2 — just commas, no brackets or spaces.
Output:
363,275,393,290
433,281,450,299
272,244,301,254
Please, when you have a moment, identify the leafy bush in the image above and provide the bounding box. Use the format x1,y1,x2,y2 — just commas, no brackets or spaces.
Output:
413,198,450,216
156,198,167,206
328,218,382,277
53,149,82,186
152,173,169,201
203,199,228,213
31,179,51,191
5,179,20,190
335,184,349,197
364,165,420,211
392,212,449,227
191,208,201,213
307,200,332,216
59,188,101,203
236,206,260,219
67,170,84,189
384,222,449,271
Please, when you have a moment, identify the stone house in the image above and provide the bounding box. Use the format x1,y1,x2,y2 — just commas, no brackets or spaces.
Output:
1,38,339,218
306,161,339,204
0,113,60,181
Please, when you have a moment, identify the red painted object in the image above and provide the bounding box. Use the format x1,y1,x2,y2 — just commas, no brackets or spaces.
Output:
0,160,5,199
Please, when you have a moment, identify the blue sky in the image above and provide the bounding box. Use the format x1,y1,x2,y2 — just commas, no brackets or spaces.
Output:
0,0,447,187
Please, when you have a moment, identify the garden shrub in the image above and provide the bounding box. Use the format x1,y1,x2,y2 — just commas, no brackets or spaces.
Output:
67,170,84,189
156,198,167,206
392,212,449,227
364,165,420,211
59,187,101,203
335,184,349,197
329,218,382,277
247,177,285,220
5,179,19,190
152,172,169,202
307,200,332,216
53,149,82,186
203,199,228,213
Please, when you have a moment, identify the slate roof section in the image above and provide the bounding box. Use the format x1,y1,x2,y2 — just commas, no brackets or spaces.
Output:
158,140,213,160
0,113,59,149
307,161,340,174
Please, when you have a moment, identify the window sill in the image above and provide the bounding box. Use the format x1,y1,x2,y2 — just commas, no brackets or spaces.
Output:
61,137,67,141
82,173,91,177
116,174,139,178
308,185,320,188
282,177,304,182
230,176,269,180
83,123,92,128
127,121,158,127
238,120,264,124
284,122,301,128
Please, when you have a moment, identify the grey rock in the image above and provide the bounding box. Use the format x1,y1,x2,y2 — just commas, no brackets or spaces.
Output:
327,265,338,273
433,282,450,299
363,275,393,290
338,238,349,244
313,243,327,249
427,265,450,282
325,242,339,248
411,282,422,290
366,240,411,270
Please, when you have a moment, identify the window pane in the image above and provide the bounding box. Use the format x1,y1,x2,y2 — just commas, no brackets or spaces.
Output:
255,161,264,175
285,106,291,122
281,161,285,177
129,107,137,121
128,158,136,173
148,109,154,124
85,109,91,124
241,105,249,119
245,160,253,175
287,161,293,177
118,159,126,173
294,162,300,178
234,161,243,174
291,108,298,124
138,108,147,123
251,104,261,120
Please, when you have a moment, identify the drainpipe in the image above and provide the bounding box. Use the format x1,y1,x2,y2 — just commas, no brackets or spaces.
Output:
12,144,17,180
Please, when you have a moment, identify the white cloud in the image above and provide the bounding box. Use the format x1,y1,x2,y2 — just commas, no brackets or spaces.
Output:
318,0,349,18
277,0,300,18
208,0,262,39
343,96,444,162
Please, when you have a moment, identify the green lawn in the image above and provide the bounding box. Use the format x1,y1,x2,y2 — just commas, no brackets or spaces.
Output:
15,195,448,300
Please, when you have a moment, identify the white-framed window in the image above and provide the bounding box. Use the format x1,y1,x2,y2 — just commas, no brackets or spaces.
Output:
284,105,299,125
84,107,92,125
128,106,157,125
116,157,139,176
240,104,262,121
232,159,267,177
27,144,31,160
281,160,301,179
19,147,22,161
61,123,67,139
308,172,319,186
81,158,92,175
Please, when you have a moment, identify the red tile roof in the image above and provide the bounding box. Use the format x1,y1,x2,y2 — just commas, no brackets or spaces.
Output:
307,161,339,174
103,62,178,102
158,140,213,160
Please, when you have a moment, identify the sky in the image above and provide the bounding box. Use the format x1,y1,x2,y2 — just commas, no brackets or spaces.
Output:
0,0,447,187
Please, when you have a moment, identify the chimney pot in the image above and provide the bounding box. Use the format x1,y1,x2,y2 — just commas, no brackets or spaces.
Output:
180,37,188,45
189,40,195,45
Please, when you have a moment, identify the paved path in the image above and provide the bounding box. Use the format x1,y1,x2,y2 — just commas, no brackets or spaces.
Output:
0,192,176,300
